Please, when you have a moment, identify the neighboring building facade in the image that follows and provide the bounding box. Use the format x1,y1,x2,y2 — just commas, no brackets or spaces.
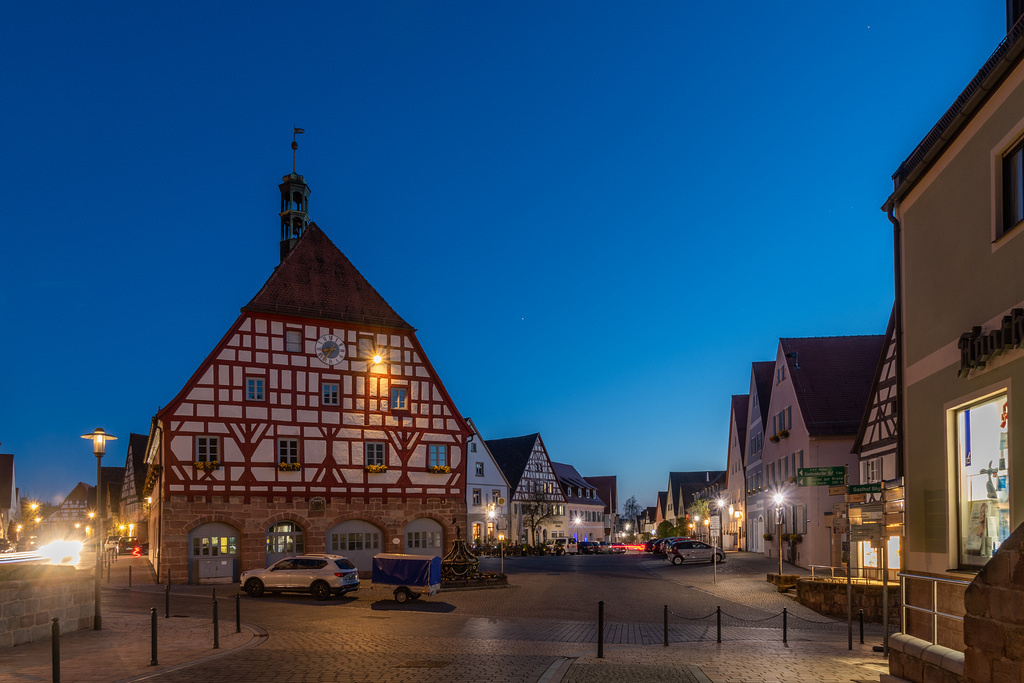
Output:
464,418,510,545
758,336,882,569
119,433,150,543
744,361,773,553
723,395,749,550
146,167,471,583
585,475,618,541
883,1,1024,654
664,471,726,534
0,454,16,541
552,463,605,542
487,433,567,544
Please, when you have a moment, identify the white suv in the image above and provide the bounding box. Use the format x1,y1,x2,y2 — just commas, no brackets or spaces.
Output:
241,554,360,601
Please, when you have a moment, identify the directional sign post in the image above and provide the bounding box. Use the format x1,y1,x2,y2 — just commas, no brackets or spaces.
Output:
798,467,846,487
848,483,882,495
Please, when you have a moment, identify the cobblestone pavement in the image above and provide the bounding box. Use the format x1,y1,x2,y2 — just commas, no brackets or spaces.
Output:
0,552,894,682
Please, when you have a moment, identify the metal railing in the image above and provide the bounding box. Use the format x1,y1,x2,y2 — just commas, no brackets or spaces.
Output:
899,572,971,645
809,565,899,584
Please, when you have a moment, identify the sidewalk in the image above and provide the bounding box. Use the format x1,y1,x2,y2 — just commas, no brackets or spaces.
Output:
0,556,261,682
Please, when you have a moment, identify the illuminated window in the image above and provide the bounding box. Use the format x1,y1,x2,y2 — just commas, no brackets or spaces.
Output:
956,393,1010,568
472,489,481,506
266,521,304,555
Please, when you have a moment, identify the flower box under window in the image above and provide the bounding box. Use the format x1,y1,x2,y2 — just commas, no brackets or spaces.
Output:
278,462,301,472
428,465,451,474
365,464,388,474
193,461,220,472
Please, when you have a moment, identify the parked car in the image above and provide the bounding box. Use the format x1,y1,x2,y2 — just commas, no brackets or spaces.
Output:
555,538,578,555
609,544,627,554
643,538,662,553
669,540,725,565
104,535,121,552
596,541,612,554
578,541,600,555
241,554,360,600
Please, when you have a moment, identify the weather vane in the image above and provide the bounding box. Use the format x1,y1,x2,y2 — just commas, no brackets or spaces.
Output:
292,127,304,174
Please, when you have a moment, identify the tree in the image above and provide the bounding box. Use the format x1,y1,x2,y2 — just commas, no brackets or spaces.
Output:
519,489,561,545
656,520,674,538
621,496,642,541
688,498,711,541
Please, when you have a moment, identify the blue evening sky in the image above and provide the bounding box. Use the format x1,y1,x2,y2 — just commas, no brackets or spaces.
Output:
0,2,1005,508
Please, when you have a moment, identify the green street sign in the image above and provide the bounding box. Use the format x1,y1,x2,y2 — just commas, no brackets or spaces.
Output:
797,466,846,487
848,483,882,494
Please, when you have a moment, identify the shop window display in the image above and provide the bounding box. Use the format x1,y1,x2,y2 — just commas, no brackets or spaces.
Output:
957,394,1010,567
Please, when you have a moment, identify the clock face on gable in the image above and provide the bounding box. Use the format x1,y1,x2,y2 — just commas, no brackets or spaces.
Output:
316,333,346,365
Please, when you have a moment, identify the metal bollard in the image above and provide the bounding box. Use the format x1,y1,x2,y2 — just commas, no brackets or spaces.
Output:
663,605,668,647
212,588,217,623
165,583,170,619
783,607,788,644
129,565,132,588
213,600,220,649
236,593,241,634
107,557,111,583
51,617,60,683
597,601,604,658
859,609,864,644
717,606,722,644
150,607,158,666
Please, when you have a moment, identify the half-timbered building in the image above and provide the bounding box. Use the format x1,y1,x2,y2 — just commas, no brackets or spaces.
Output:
487,433,566,544
146,165,471,583
119,433,150,544
723,394,748,550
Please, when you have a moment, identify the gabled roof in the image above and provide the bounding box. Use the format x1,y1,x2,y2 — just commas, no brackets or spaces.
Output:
781,335,885,438
125,433,150,499
669,471,727,516
551,462,605,507
752,361,774,426
243,223,412,330
731,395,749,455
585,475,617,515
486,434,541,492
656,491,668,520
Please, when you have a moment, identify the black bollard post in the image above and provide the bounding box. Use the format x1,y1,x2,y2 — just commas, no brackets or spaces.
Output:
51,617,60,683
597,601,604,659
235,593,241,634
212,588,217,624
150,607,158,666
107,557,111,583
783,608,788,644
859,609,864,644
663,605,668,647
717,606,722,644
213,600,220,649
129,565,132,588
164,582,170,619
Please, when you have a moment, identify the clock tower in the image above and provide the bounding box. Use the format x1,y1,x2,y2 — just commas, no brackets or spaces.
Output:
279,133,310,262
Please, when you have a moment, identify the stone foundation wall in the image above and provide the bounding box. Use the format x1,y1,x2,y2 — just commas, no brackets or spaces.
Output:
796,578,901,623
886,633,964,683
158,494,466,584
0,574,94,648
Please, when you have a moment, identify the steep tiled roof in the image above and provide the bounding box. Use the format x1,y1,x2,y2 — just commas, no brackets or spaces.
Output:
752,361,774,426
243,223,412,330
486,434,541,492
584,475,617,515
127,433,150,499
551,462,605,507
656,491,668,520
731,395,749,455
669,471,727,516
782,335,885,438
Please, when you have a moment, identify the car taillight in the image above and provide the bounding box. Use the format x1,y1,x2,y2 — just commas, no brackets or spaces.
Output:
334,573,343,577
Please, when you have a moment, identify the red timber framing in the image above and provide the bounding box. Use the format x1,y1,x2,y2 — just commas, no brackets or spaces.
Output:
145,223,471,583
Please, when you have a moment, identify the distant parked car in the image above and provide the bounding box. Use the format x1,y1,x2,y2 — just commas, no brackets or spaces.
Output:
104,535,121,552
609,544,626,554
241,554,360,600
578,541,600,555
596,541,612,554
670,540,725,565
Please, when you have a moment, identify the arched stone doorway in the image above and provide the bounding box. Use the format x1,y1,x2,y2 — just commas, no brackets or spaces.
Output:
326,520,383,573
266,521,305,566
403,518,443,556
188,522,240,584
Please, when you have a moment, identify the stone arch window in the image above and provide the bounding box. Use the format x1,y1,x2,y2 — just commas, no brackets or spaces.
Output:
266,521,305,565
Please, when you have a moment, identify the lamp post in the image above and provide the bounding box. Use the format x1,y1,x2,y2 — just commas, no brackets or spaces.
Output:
82,428,116,630
717,498,726,550
773,493,784,578
573,516,582,541
694,515,700,541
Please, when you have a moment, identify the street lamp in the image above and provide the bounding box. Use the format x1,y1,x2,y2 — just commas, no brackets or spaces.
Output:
573,516,582,541
717,498,726,549
773,492,784,578
82,427,116,630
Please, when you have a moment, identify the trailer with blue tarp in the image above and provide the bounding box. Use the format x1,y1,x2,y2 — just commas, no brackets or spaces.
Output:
370,553,441,603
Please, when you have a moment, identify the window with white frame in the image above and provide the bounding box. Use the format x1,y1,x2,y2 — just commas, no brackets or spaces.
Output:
956,392,1010,567
246,377,265,401
285,330,302,353
390,387,408,411
322,382,340,406
429,444,447,468
475,462,484,476
278,439,299,465
195,436,219,463
470,442,477,453
366,442,385,467
492,490,500,504
472,489,481,506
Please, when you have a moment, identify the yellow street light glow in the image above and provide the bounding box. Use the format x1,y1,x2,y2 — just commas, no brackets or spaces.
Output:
88,512,95,519
34,517,41,523
30,503,39,511
717,498,725,508
774,493,784,505
373,354,383,364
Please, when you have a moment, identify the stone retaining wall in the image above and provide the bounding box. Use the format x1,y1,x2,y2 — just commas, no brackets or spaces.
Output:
0,574,94,648
796,578,901,623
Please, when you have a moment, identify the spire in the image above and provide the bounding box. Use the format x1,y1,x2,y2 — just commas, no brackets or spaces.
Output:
279,128,310,262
